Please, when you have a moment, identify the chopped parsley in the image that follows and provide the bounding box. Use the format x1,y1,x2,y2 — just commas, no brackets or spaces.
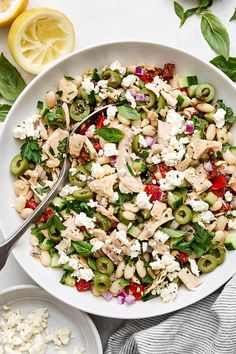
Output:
20,140,42,164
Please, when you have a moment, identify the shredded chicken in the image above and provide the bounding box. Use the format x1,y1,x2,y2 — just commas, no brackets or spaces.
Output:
148,240,170,255
96,205,119,225
61,102,70,130
69,133,97,159
138,208,174,240
58,77,78,103
61,217,83,241
178,268,203,290
191,139,222,160
88,173,118,199
102,233,124,265
55,238,71,253
157,120,171,146
184,166,212,194
151,201,167,220
42,128,69,167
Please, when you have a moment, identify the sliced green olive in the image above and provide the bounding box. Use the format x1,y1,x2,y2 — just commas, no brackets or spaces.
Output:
70,99,90,121
49,234,62,243
174,205,192,225
132,135,139,153
209,245,226,265
94,212,111,232
96,257,114,275
93,273,111,293
118,210,130,225
132,159,147,175
196,84,216,102
72,188,94,201
157,95,166,113
197,254,217,273
69,166,89,187
10,155,29,176
103,70,122,88
137,88,156,108
140,209,151,220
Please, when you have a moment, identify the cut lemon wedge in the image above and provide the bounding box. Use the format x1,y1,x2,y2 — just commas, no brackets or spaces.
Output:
0,0,28,27
8,8,75,74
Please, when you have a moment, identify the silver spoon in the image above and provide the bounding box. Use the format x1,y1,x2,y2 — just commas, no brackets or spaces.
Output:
0,104,114,270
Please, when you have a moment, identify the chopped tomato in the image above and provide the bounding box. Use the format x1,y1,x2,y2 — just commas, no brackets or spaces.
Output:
220,203,232,212
26,199,38,210
128,282,144,300
144,184,161,202
162,63,175,80
159,163,172,178
96,114,106,129
76,279,92,292
210,174,227,197
45,209,53,221
177,251,188,263
79,126,88,135
79,151,88,164
93,142,101,152
179,87,187,92
37,214,45,223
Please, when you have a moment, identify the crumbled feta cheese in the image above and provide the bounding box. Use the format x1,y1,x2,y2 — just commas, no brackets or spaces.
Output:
59,185,79,198
106,105,117,120
131,126,142,135
189,200,209,212
13,114,41,140
228,219,236,229
142,242,148,252
68,258,80,270
58,252,70,265
200,210,216,223
159,170,185,191
138,135,147,148
110,191,119,203
154,230,169,243
91,162,105,178
118,168,126,176
213,108,226,128
125,90,136,108
225,191,233,202
166,109,185,136
103,143,119,157
91,239,104,252
149,258,164,270
188,258,199,277
109,61,126,75
115,230,129,245
162,252,180,273
231,210,236,217
159,283,178,303
78,174,87,181
122,74,138,88
97,79,108,88
130,240,141,258
136,191,152,210
87,199,98,208
160,136,188,167
151,154,161,164
69,167,77,176
98,149,104,156
79,268,94,281
98,92,107,100
75,212,96,229
81,77,95,93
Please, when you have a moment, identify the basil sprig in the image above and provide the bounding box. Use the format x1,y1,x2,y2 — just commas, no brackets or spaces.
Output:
72,241,93,257
230,8,236,22
95,127,124,143
210,56,236,81
173,0,213,27
201,12,230,60
117,105,140,120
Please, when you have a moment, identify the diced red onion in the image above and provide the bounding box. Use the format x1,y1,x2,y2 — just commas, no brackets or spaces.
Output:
130,89,137,97
156,190,165,202
203,161,213,172
102,291,113,302
85,131,94,139
39,170,47,180
144,136,154,147
135,66,144,75
181,225,194,233
125,294,136,305
117,291,126,305
87,177,95,183
109,156,117,166
136,93,146,101
169,220,180,230
185,124,194,134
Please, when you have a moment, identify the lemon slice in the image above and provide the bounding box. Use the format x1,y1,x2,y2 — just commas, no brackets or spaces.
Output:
0,0,28,27
8,8,75,74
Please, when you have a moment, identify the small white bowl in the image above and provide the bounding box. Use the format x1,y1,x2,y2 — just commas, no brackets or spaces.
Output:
0,41,236,319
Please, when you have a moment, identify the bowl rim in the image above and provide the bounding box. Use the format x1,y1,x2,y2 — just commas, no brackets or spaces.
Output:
1,40,236,319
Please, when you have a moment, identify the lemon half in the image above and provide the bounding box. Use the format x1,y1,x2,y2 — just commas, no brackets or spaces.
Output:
8,8,75,74
0,0,28,27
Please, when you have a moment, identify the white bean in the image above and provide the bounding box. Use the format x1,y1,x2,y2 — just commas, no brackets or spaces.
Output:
210,199,222,211
127,64,136,73
73,75,82,87
141,118,149,128
118,113,130,126
196,103,214,113
26,190,34,200
45,91,57,108
124,264,135,279
97,156,110,165
217,127,228,143
15,196,27,213
136,260,147,278
117,223,128,232
109,279,125,295
116,261,125,278
40,251,51,267
222,150,236,165
20,208,33,219
132,119,142,128
215,215,228,231
123,210,136,221
123,202,139,213
212,230,225,243
29,234,38,247
142,125,156,137
227,132,234,145
206,124,216,141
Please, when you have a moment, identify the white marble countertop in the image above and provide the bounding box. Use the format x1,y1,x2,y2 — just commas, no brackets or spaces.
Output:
0,0,236,350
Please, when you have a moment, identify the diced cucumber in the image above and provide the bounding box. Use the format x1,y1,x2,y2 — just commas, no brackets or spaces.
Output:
177,95,192,109
52,196,66,211
204,113,215,123
224,230,236,250
192,211,201,223
39,239,54,251
59,209,71,220
60,272,76,287
179,77,189,88
204,192,218,206
50,252,60,268
159,227,185,238
167,191,184,210
63,262,74,272
187,75,198,86
127,225,141,238
66,196,75,201
187,85,198,98
230,147,236,156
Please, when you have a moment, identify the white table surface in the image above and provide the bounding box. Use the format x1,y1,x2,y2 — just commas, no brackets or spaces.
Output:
0,0,236,350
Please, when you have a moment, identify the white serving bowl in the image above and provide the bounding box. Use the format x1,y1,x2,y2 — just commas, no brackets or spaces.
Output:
0,41,236,319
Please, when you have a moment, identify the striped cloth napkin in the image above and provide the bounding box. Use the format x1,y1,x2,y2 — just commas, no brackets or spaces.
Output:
105,274,236,354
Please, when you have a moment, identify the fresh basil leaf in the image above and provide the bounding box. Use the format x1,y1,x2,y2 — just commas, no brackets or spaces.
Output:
39,214,66,235
182,7,198,25
201,12,230,60
87,258,98,271
141,275,153,285
0,53,26,101
118,279,130,287
72,241,92,257
95,127,124,143
64,76,75,80
210,55,236,81
45,108,65,129
20,140,42,164
222,143,231,152
91,68,100,81
230,8,236,21
117,105,140,120
0,104,11,122
57,137,68,160
142,293,157,302
196,0,213,14
174,1,185,23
